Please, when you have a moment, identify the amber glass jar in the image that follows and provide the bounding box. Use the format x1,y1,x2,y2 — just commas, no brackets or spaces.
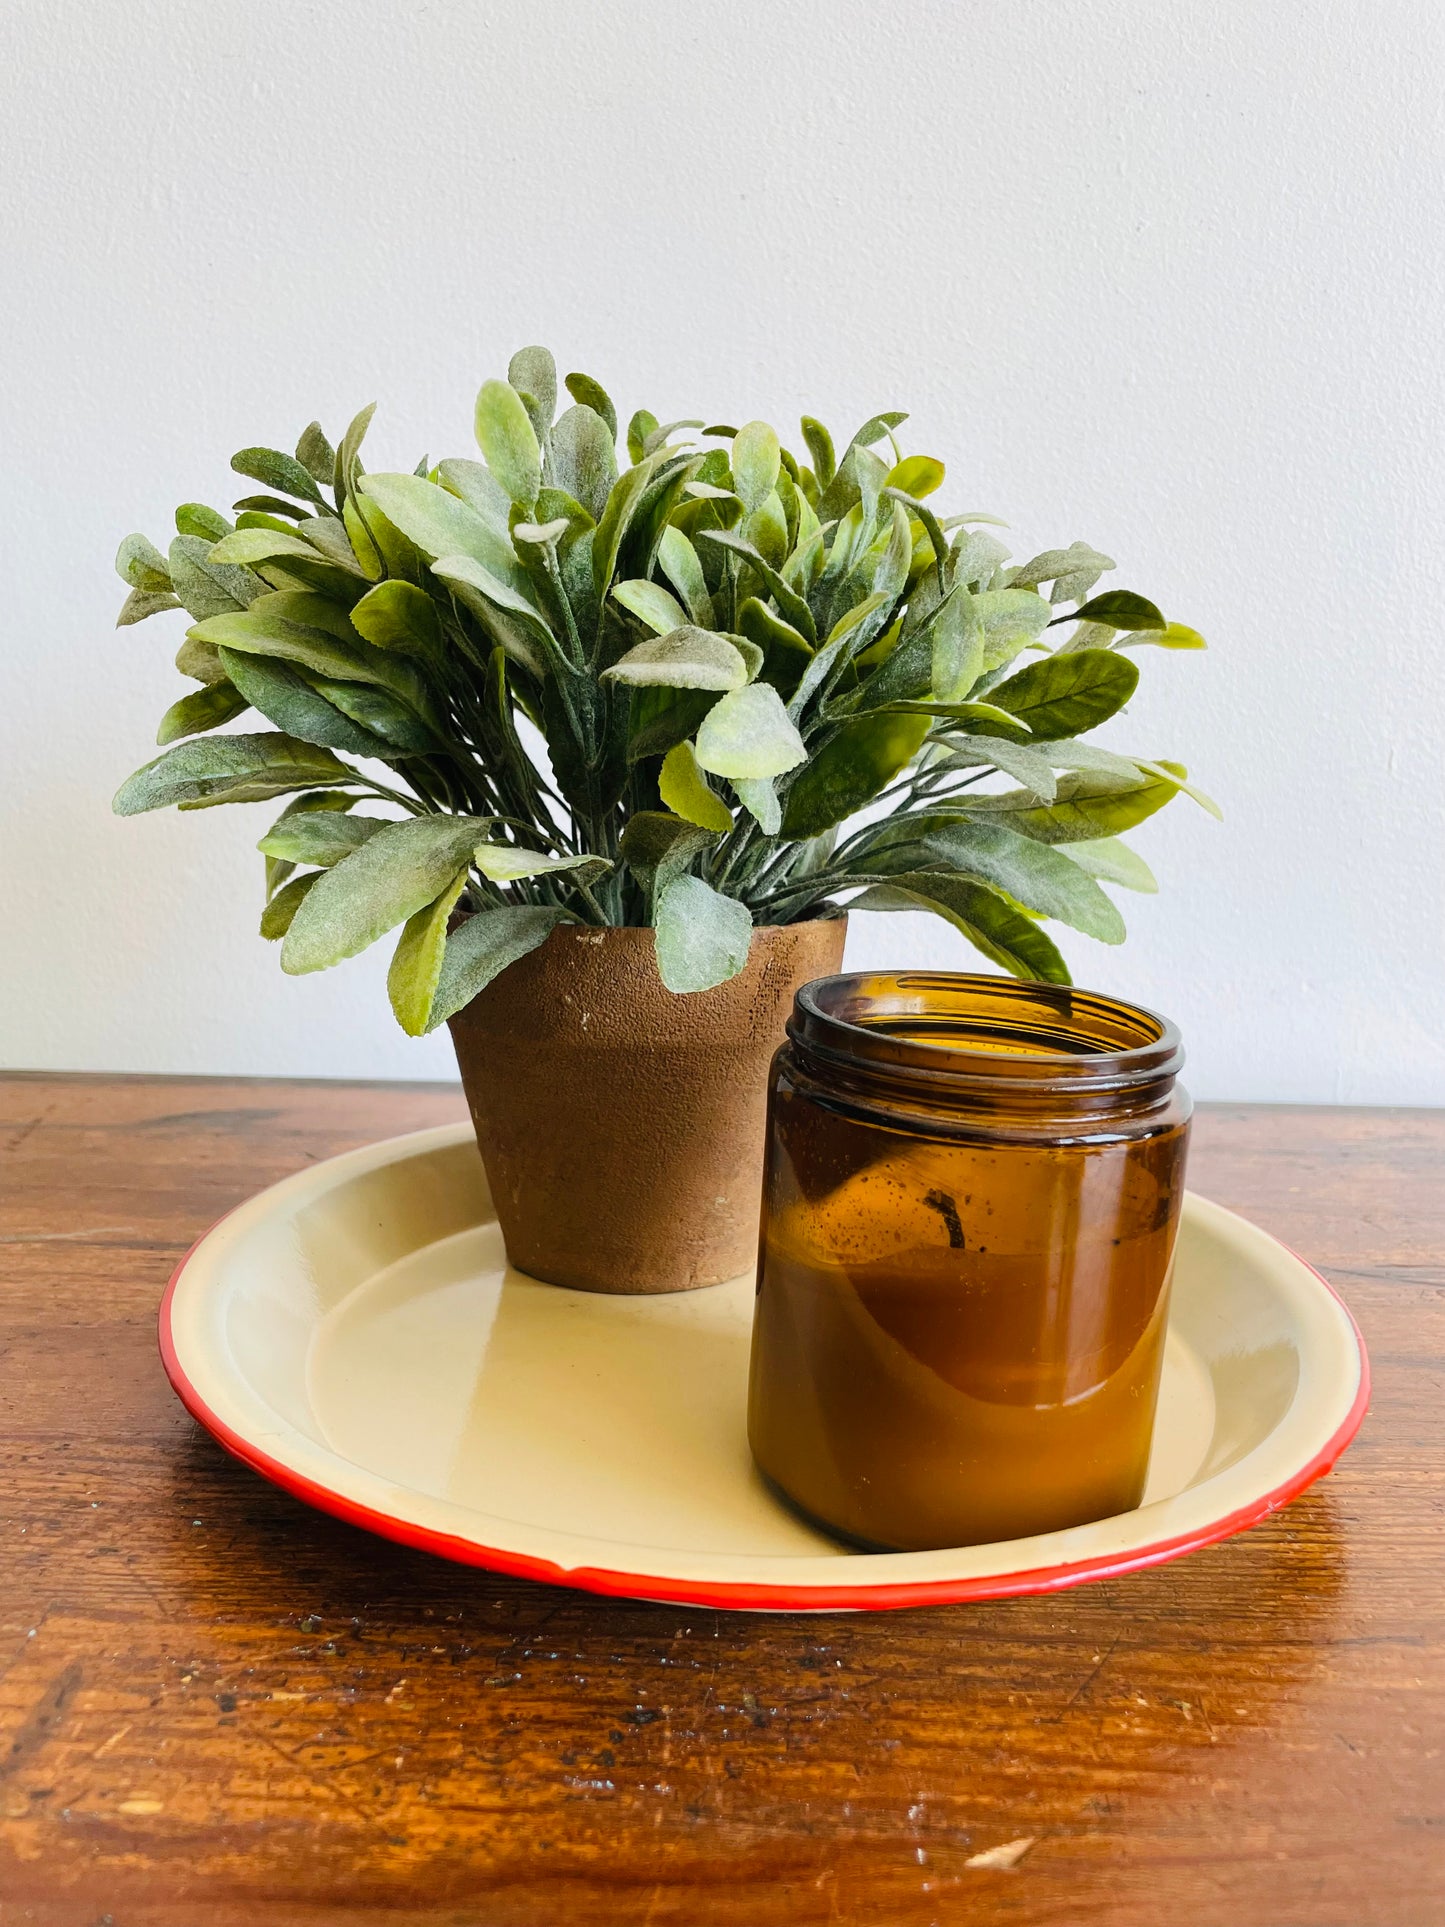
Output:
747,972,1191,1552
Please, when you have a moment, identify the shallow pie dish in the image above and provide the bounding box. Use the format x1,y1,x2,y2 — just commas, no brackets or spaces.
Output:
159,1123,1369,1612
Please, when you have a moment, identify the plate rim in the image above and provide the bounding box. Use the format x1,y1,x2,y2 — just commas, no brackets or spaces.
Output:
157,1125,1371,1613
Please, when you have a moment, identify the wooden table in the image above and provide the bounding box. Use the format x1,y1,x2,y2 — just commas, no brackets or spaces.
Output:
0,1074,1440,1926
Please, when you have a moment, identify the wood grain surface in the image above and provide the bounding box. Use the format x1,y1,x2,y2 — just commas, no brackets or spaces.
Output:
0,1073,1440,1926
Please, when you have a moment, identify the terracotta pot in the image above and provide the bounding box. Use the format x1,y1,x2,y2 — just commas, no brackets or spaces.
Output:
447,916,847,1294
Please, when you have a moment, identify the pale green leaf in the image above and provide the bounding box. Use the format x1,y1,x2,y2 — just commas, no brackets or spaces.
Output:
551,404,618,522
156,681,249,744
849,874,1071,983
612,579,690,637
1062,836,1158,893
118,588,182,627
349,579,441,654
694,683,808,780
257,811,387,867
507,347,557,428
358,472,527,591
654,874,752,993
474,378,542,509
732,420,781,513
603,627,749,692
116,534,171,593
427,905,567,1030
281,814,489,974
473,845,611,886
260,871,321,939
563,372,618,442
655,525,714,626
732,776,781,834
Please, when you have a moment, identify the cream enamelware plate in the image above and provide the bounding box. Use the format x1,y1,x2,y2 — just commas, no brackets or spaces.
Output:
160,1124,1368,1612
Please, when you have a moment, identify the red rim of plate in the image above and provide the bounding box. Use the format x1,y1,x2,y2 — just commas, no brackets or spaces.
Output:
157,1215,1370,1613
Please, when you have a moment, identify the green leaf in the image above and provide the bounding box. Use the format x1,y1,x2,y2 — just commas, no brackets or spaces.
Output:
732,776,781,834
619,811,716,898
611,578,690,637
295,421,336,486
1062,836,1158,893
167,535,264,618
564,371,618,442
1119,621,1206,650
884,455,944,499
218,649,386,757
551,404,618,523
257,811,387,866
1011,541,1114,599
260,871,321,939
156,681,249,744
1061,589,1165,631
428,905,567,1031
174,504,234,542
932,733,1058,801
603,627,749,692
388,871,472,1036
930,587,984,702
232,495,313,522
474,379,542,510
987,648,1139,740
654,874,752,993
281,815,489,974
349,579,441,655
358,472,526,591
113,732,350,815
427,552,553,677
779,711,930,838
209,527,345,571
334,403,376,507
175,635,227,684
1128,758,1223,819
952,528,1011,588
507,347,557,429
694,683,808,780
849,873,1070,983
627,409,659,464
656,526,714,626
304,676,435,754
659,742,733,831
911,819,1125,942
193,608,378,687
893,699,1031,739
473,845,610,887
965,766,1189,842
231,447,324,505
115,534,171,593
696,528,818,644
974,588,1053,669
626,687,718,762
732,421,781,513
800,417,836,489
117,588,182,627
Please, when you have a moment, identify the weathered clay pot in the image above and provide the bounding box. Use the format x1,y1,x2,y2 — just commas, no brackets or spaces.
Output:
447,917,847,1294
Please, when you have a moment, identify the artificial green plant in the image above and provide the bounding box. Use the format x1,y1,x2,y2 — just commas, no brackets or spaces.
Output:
113,347,1213,1033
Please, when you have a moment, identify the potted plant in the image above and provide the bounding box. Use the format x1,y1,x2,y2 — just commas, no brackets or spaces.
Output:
113,347,1212,1291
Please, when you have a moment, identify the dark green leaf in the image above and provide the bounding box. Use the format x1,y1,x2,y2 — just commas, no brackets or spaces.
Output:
800,416,836,489
231,447,324,505
113,732,350,815
174,504,234,542
696,528,818,644
626,687,719,762
156,681,249,744
260,871,321,939
780,711,930,838
428,906,567,1031
1059,589,1165,631
564,372,618,442
219,649,388,758
987,648,1139,739
295,421,336,486
931,734,1058,800
232,495,313,522
619,811,716,899
904,819,1125,941
167,535,265,618
849,873,1071,982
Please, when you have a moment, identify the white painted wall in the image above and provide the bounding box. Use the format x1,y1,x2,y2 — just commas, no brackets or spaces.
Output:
2,0,1442,1102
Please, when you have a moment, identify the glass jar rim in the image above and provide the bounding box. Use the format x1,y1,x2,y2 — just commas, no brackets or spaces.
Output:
789,971,1184,1100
